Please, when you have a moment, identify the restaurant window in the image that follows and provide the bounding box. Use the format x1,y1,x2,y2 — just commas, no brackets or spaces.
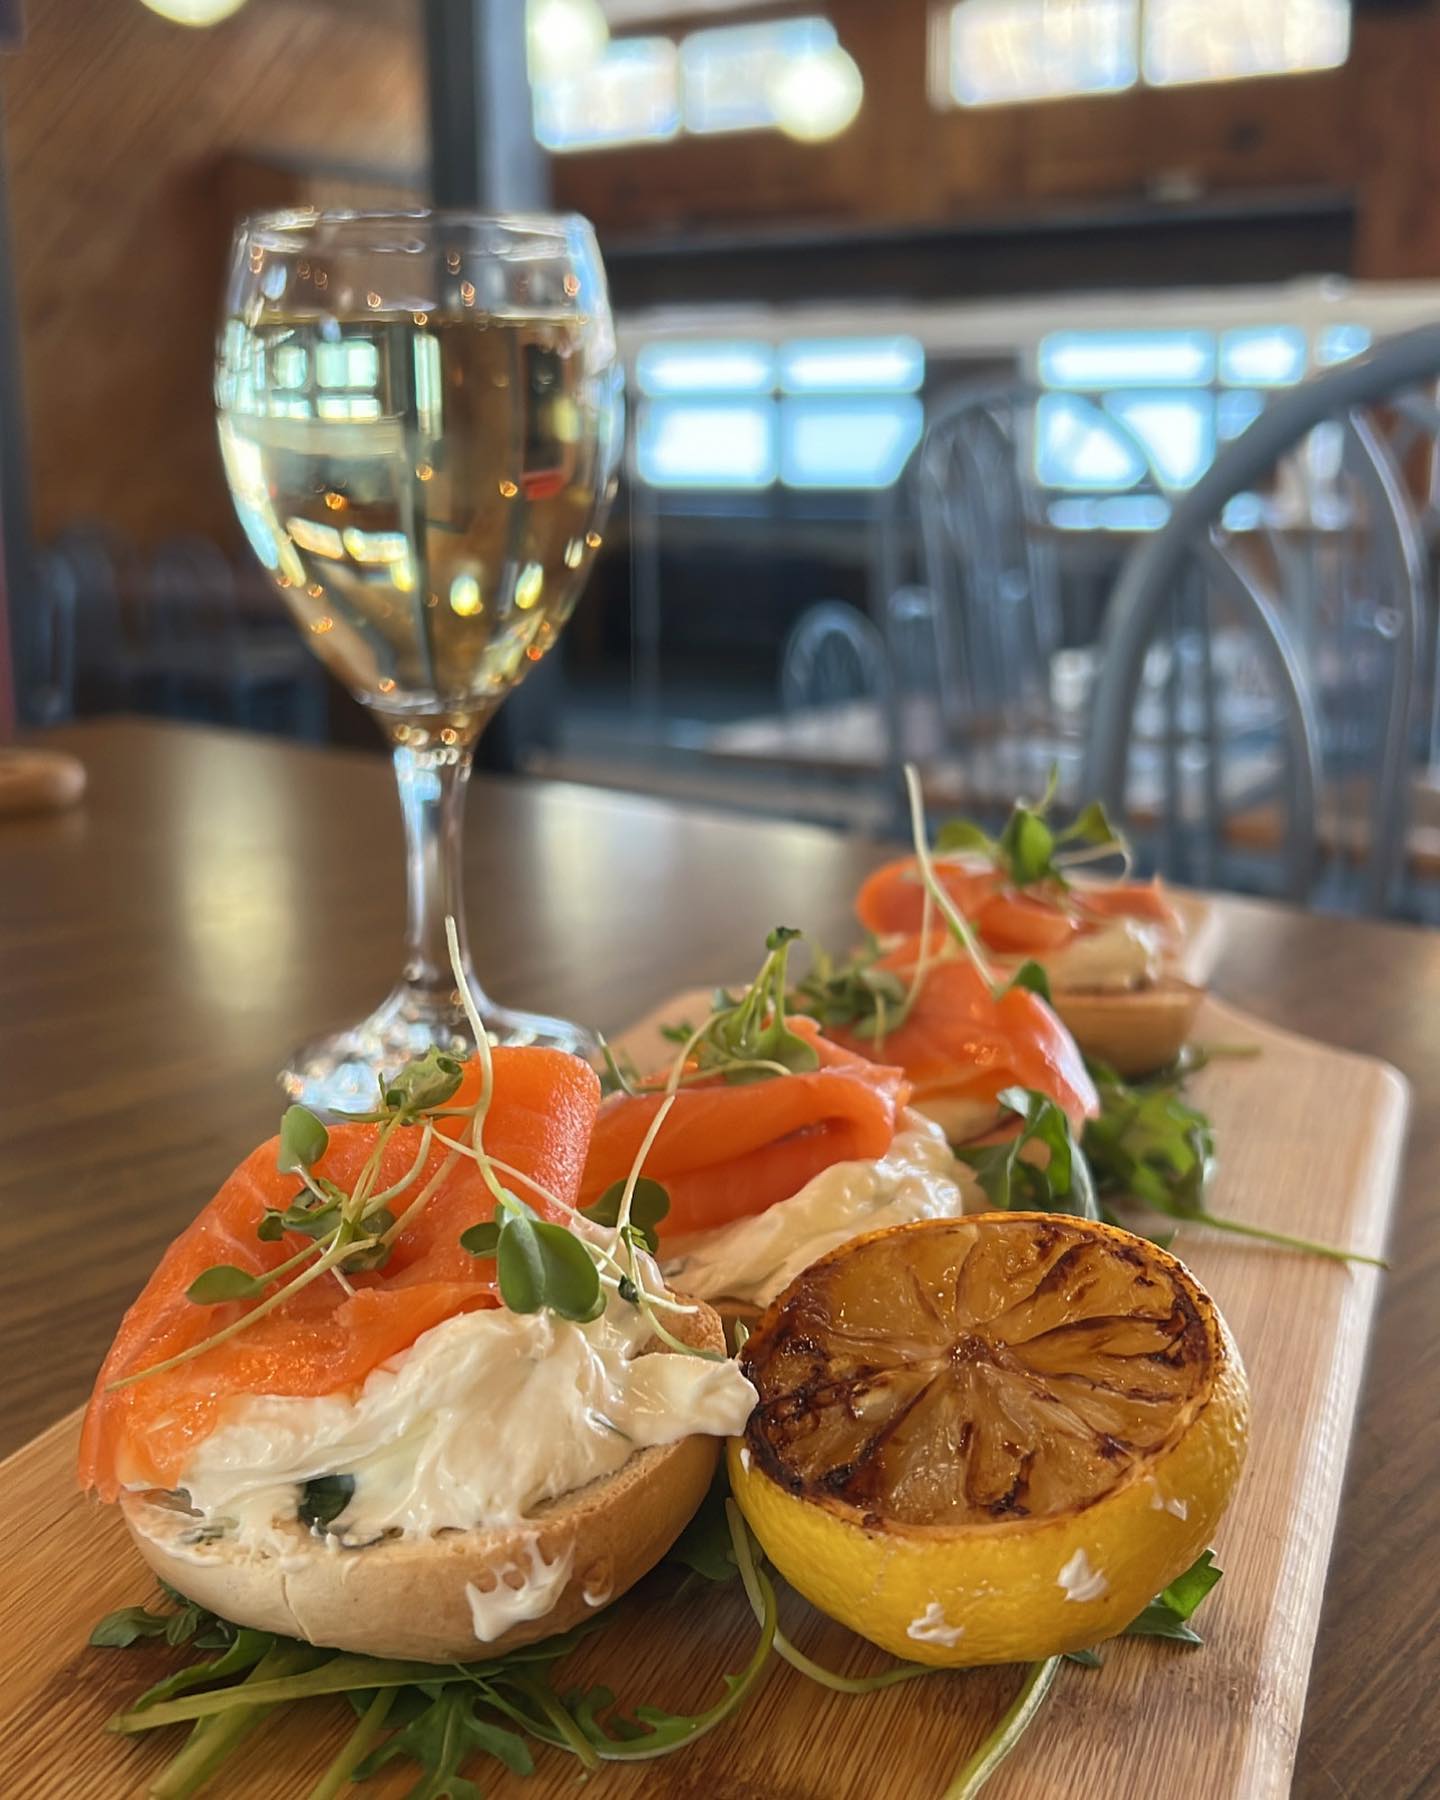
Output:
1143,0,1351,87
633,335,926,491
534,16,857,149
682,17,838,134
934,0,1350,107
532,35,680,151
1035,322,1367,528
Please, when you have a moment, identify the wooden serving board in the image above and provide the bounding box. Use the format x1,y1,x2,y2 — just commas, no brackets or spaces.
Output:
0,998,1404,1799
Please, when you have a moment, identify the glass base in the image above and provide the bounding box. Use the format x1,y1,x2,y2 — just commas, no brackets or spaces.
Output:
280,980,600,1115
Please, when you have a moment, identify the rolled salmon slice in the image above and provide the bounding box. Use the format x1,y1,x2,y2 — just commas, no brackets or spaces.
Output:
79,1048,601,1501
827,939,1098,1134
578,1018,909,1238
855,854,1182,953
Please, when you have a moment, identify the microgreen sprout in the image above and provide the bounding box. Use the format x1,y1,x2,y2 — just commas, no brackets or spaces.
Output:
933,764,1131,893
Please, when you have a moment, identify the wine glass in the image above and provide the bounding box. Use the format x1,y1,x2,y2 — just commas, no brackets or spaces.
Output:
215,209,622,1110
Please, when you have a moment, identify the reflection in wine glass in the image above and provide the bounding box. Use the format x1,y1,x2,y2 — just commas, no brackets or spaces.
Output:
215,209,623,1109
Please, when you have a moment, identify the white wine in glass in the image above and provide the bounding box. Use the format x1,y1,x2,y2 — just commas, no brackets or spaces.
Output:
215,210,622,1109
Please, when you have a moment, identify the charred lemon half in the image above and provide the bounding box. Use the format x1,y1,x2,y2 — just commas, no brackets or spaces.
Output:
729,1212,1248,1666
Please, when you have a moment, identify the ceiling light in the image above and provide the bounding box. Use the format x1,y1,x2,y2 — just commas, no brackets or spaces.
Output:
527,0,610,83
769,43,863,143
140,0,247,24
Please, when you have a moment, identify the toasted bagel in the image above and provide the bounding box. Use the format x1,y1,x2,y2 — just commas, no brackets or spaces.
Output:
121,1298,727,1662
1051,977,1205,1077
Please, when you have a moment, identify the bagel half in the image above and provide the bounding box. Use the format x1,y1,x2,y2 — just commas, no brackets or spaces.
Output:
1051,976,1204,1077
121,1297,728,1662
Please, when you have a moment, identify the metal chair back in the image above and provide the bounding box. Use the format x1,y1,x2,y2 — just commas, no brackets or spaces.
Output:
1084,324,1440,913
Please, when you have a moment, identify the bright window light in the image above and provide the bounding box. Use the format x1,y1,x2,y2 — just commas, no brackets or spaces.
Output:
636,340,776,396
937,0,1350,108
780,398,924,488
1217,390,1265,440
316,395,382,422
1218,326,1307,386
1144,0,1350,87
533,35,679,150
681,16,836,134
1049,494,1171,530
779,336,925,394
316,340,379,391
1103,393,1214,488
945,0,1139,107
1036,394,1149,490
1316,323,1371,365
636,399,778,488
1040,330,1215,388
1222,493,1266,531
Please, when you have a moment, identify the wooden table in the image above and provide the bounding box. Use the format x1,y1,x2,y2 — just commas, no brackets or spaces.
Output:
1,719,1435,1797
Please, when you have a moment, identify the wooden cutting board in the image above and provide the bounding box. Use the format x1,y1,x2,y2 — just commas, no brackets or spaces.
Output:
0,997,1405,1799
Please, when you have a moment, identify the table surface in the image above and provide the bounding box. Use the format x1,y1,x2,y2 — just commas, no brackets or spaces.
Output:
2,719,1436,1798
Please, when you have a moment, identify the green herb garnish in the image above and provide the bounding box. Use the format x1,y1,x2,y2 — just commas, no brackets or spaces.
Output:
581,1176,671,1253
933,767,1127,893
1123,1550,1224,1643
685,927,819,1084
1085,1051,1384,1265
959,1087,1100,1222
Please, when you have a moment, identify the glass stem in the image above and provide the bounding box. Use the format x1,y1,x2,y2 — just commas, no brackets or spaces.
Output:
393,740,478,1001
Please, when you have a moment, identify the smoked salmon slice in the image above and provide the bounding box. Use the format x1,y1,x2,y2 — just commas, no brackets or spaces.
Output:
578,1018,908,1238
826,936,1098,1133
79,1049,600,1502
855,855,1182,955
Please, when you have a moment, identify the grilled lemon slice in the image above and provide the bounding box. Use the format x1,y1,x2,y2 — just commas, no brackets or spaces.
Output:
729,1212,1248,1666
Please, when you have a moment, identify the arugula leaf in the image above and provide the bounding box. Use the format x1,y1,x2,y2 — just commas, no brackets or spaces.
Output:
298,1474,355,1532
960,1088,1100,1221
277,1104,328,1174
1085,1056,1381,1264
666,1476,738,1584
90,1604,173,1648
581,1177,671,1253
130,1629,274,1710
354,1687,533,1794
1123,1551,1223,1644
1006,959,1053,1003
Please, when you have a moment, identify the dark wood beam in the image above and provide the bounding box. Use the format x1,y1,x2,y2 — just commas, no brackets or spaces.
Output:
0,85,28,734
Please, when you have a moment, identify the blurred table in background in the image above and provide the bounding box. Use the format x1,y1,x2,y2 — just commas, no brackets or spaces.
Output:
0,720,1435,1796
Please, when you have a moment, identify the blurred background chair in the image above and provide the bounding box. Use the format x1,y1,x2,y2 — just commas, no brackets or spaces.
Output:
1084,323,1440,917
23,549,77,727
41,526,327,741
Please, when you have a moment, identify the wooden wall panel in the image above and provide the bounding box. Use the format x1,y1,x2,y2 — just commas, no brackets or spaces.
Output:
2,0,1438,553
553,0,1427,267
0,0,424,547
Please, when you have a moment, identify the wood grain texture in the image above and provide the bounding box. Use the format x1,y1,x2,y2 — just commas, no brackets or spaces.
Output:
0,988,1405,1796
0,0,423,545
551,0,1440,282
0,722,1436,1795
